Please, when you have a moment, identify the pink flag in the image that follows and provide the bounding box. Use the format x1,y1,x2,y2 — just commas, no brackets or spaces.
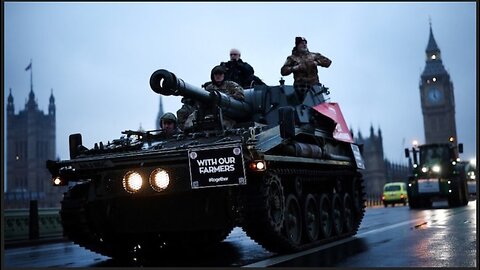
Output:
313,102,354,143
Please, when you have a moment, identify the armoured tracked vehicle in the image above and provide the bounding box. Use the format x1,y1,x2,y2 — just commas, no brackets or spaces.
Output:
47,68,366,259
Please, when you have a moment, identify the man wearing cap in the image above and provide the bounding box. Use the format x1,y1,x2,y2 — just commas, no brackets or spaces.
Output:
281,37,332,91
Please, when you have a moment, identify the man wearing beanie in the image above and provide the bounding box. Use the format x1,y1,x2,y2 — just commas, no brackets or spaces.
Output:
281,36,332,98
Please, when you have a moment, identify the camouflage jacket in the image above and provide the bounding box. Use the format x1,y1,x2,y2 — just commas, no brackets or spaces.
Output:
280,48,331,87
176,103,195,130
205,80,245,100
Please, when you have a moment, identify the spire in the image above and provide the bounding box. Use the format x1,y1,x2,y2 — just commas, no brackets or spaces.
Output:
8,88,14,102
370,124,374,137
357,130,363,140
49,88,55,103
26,86,38,110
378,126,382,139
421,20,447,78
426,20,440,55
138,122,145,132
49,88,56,115
7,88,15,115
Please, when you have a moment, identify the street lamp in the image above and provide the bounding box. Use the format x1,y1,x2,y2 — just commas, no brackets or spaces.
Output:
405,140,419,167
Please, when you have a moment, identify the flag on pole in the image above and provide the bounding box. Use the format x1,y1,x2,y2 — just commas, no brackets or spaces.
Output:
25,62,32,71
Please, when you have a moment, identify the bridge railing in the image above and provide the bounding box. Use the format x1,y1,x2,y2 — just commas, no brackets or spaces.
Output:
5,196,384,244
4,207,63,242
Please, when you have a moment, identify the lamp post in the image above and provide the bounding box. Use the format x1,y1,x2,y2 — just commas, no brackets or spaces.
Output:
405,140,419,168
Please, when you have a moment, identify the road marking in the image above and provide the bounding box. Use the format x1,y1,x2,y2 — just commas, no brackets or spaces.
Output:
242,217,428,268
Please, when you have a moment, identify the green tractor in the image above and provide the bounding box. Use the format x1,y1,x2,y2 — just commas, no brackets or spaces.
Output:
404,137,468,208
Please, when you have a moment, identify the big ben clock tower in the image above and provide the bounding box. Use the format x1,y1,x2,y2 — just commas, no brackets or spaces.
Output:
419,22,457,144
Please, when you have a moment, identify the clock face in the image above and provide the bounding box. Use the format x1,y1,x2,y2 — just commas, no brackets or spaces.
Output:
427,87,443,104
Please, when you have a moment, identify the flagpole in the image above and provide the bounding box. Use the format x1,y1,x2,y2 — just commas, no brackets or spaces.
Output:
30,59,33,92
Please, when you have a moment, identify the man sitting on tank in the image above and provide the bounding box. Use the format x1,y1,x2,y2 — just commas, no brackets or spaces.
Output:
176,97,196,131
280,37,332,100
204,65,245,100
160,112,181,137
184,65,244,129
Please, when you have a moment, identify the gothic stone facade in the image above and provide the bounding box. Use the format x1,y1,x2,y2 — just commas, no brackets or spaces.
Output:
355,126,410,199
6,88,65,208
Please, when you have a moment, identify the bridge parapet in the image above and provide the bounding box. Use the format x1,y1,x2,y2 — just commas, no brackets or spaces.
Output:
4,208,63,241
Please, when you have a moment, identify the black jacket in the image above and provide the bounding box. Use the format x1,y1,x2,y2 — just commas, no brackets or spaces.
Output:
220,59,256,88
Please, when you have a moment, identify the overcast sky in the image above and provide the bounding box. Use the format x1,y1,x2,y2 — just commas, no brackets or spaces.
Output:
4,2,477,168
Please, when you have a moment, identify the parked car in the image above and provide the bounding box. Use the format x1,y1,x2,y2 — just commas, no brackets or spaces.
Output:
382,182,408,207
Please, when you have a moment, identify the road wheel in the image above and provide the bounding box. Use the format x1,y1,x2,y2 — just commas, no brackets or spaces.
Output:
331,193,344,236
303,194,320,242
266,175,286,231
318,194,333,239
284,194,302,246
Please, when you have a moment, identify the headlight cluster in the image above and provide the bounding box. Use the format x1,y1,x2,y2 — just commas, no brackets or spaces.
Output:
431,165,441,173
421,164,442,173
122,168,170,194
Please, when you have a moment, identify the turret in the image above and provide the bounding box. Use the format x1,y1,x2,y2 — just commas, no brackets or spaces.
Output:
149,69,348,141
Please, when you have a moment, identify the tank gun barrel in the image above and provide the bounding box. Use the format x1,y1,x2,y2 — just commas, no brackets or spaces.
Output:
150,69,251,118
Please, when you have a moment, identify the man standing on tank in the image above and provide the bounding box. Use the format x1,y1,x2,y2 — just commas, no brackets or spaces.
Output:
281,37,332,98
221,48,262,89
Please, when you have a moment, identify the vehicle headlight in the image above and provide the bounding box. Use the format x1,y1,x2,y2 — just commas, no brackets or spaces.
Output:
421,167,428,173
432,165,441,173
249,160,266,171
52,176,67,186
149,168,170,192
123,171,143,193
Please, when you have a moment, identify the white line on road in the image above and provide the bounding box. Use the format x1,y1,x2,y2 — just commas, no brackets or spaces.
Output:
242,217,428,268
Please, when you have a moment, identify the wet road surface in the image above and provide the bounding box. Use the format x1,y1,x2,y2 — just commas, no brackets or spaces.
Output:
4,199,477,267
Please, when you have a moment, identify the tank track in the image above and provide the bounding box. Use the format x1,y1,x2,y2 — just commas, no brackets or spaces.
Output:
241,167,366,253
60,182,234,259
60,167,366,258
59,182,131,258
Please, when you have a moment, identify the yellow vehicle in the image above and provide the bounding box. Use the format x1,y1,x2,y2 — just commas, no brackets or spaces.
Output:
382,182,408,207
